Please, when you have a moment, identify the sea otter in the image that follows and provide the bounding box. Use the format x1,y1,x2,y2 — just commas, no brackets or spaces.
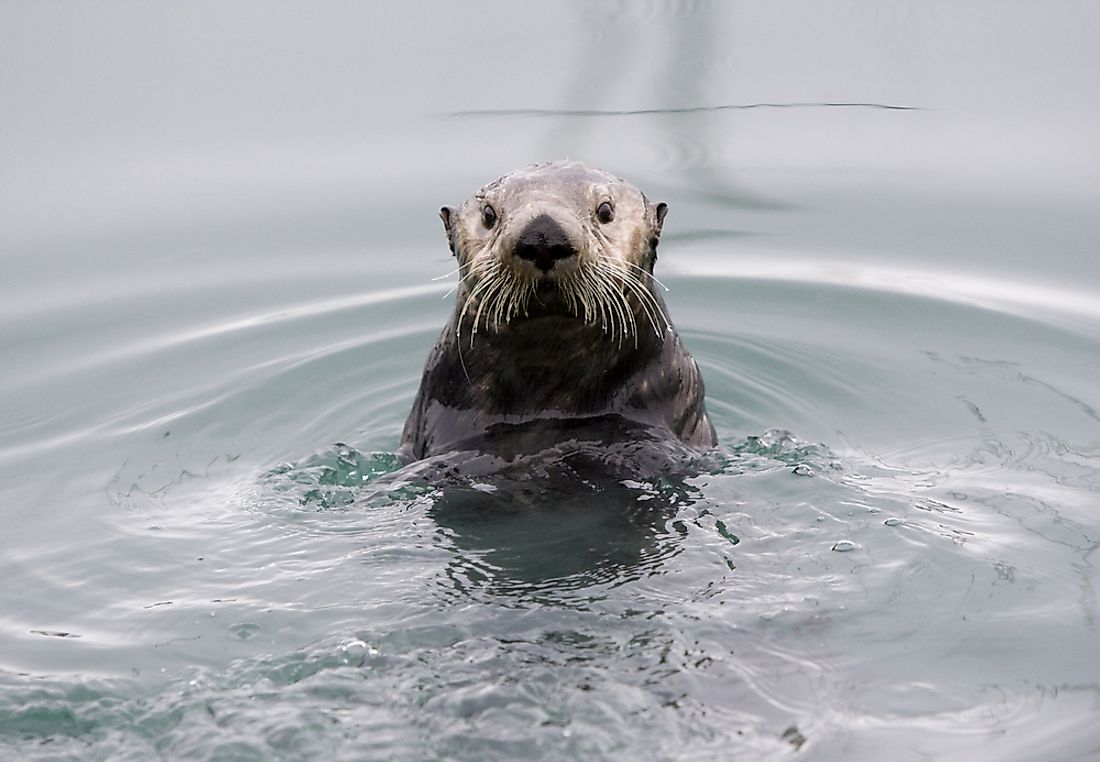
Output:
398,161,716,463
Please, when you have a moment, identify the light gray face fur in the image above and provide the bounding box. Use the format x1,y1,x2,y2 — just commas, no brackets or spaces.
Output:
440,161,670,347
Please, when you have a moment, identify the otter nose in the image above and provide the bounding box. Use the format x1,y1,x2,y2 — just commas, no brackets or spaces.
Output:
514,214,577,272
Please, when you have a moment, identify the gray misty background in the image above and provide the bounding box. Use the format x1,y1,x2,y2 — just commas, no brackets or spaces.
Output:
2,2,1098,296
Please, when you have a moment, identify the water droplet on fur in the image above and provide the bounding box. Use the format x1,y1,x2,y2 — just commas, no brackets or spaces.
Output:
831,540,858,552
884,517,901,527
793,463,815,477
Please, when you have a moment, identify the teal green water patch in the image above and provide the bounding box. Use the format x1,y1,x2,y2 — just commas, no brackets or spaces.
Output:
264,445,410,510
723,428,843,475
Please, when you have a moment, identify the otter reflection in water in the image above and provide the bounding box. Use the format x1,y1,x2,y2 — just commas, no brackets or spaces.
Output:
402,441,710,596
399,161,717,465
428,463,700,598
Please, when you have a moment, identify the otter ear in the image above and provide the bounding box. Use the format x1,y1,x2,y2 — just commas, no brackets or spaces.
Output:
440,206,457,255
651,200,668,227
647,202,668,268
440,206,456,234
653,202,668,233
649,202,669,256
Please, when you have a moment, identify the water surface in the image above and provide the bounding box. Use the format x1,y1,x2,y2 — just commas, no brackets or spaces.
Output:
2,3,1099,760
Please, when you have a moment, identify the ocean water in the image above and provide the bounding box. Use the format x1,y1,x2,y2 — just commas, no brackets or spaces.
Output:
2,3,1099,760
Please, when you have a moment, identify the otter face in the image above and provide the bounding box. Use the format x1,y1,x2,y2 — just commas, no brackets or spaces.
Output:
440,161,670,346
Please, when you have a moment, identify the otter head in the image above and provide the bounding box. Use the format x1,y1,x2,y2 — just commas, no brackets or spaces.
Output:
440,161,670,346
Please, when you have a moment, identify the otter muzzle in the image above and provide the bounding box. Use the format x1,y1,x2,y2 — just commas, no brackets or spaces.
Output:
513,214,577,273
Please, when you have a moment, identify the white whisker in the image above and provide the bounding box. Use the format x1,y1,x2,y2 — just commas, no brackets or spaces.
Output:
472,265,507,338
622,266,666,334
594,261,630,346
622,260,671,292
431,267,462,282
452,225,667,353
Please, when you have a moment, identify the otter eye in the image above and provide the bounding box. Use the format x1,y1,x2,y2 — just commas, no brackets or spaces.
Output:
597,201,614,224
481,204,497,230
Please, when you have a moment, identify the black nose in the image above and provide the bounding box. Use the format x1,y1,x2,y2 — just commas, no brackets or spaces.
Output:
514,214,577,272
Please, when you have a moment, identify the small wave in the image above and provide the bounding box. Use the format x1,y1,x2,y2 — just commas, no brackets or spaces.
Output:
672,257,1100,330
